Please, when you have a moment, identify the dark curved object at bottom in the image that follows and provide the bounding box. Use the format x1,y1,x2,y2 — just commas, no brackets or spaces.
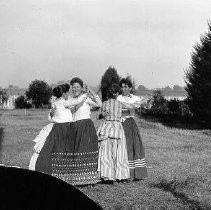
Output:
0,166,102,210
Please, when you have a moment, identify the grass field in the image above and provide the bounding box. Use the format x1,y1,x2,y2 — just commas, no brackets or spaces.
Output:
1,109,211,209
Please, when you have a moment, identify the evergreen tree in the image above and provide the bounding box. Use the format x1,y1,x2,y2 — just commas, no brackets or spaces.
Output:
100,66,120,102
185,21,211,122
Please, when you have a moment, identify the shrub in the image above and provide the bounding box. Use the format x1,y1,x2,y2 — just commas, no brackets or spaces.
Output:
15,96,32,109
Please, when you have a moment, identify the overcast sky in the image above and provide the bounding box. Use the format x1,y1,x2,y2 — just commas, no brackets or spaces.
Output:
1,0,211,89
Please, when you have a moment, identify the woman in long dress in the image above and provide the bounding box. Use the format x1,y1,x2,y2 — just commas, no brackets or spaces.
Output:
117,77,152,181
65,77,102,185
29,84,88,182
97,84,135,183
29,84,71,171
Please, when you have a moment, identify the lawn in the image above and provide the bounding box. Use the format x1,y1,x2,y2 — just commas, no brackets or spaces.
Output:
0,109,211,209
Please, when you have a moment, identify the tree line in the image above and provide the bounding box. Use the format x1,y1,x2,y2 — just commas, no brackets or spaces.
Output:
1,21,211,126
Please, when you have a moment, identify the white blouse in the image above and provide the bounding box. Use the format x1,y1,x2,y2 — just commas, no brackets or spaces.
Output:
117,94,144,106
72,94,102,122
49,95,87,123
117,94,147,118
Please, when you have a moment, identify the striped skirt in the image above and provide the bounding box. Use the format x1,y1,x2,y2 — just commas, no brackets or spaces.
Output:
97,120,130,181
122,117,147,180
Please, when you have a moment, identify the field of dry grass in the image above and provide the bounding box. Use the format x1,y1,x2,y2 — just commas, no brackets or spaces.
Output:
0,109,211,209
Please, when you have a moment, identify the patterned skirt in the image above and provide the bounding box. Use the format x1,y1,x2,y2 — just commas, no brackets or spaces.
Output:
97,120,130,181
122,117,148,180
51,119,99,186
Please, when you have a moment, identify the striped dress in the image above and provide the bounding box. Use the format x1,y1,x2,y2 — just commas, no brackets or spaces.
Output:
97,99,130,181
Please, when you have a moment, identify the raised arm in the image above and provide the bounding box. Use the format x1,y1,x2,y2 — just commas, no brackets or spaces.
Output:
86,87,102,107
86,95,102,107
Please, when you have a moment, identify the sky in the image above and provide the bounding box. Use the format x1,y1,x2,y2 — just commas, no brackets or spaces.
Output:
1,0,211,89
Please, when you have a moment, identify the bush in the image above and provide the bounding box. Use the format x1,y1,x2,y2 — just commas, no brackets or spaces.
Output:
139,91,193,122
149,90,169,117
179,100,193,119
168,99,180,114
15,96,32,109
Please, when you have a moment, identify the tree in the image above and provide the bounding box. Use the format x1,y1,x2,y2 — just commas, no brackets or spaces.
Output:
185,21,211,122
163,86,172,92
173,85,184,92
99,66,121,102
151,90,168,116
8,85,19,89
138,85,148,91
26,80,52,108
0,89,8,104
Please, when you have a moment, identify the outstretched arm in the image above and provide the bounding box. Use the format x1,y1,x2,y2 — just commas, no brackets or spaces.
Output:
63,94,88,108
121,101,136,109
133,95,153,108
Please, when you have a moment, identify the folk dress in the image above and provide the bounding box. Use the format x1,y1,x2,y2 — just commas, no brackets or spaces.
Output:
117,94,148,180
29,95,88,185
65,95,102,185
97,99,130,181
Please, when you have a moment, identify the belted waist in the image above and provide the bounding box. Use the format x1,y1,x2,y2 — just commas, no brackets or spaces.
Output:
105,119,121,122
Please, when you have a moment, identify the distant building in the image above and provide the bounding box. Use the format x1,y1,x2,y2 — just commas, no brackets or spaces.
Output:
2,95,18,109
1,87,27,109
164,96,187,101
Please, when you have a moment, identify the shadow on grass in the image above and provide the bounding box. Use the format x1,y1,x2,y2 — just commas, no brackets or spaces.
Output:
141,115,211,131
149,178,210,210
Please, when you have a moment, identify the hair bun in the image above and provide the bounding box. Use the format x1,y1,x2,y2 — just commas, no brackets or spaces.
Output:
53,86,63,98
107,84,120,99
61,83,70,93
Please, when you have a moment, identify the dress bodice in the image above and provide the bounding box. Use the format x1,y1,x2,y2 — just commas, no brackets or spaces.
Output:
72,94,102,122
51,99,73,123
102,99,122,121
117,94,142,118
72,98,91,121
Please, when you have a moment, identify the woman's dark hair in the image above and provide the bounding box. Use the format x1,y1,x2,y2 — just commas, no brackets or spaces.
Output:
60,83,70,93
70,77,83,87
107,84,121,99
52,86,63,98
119,77,132,88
